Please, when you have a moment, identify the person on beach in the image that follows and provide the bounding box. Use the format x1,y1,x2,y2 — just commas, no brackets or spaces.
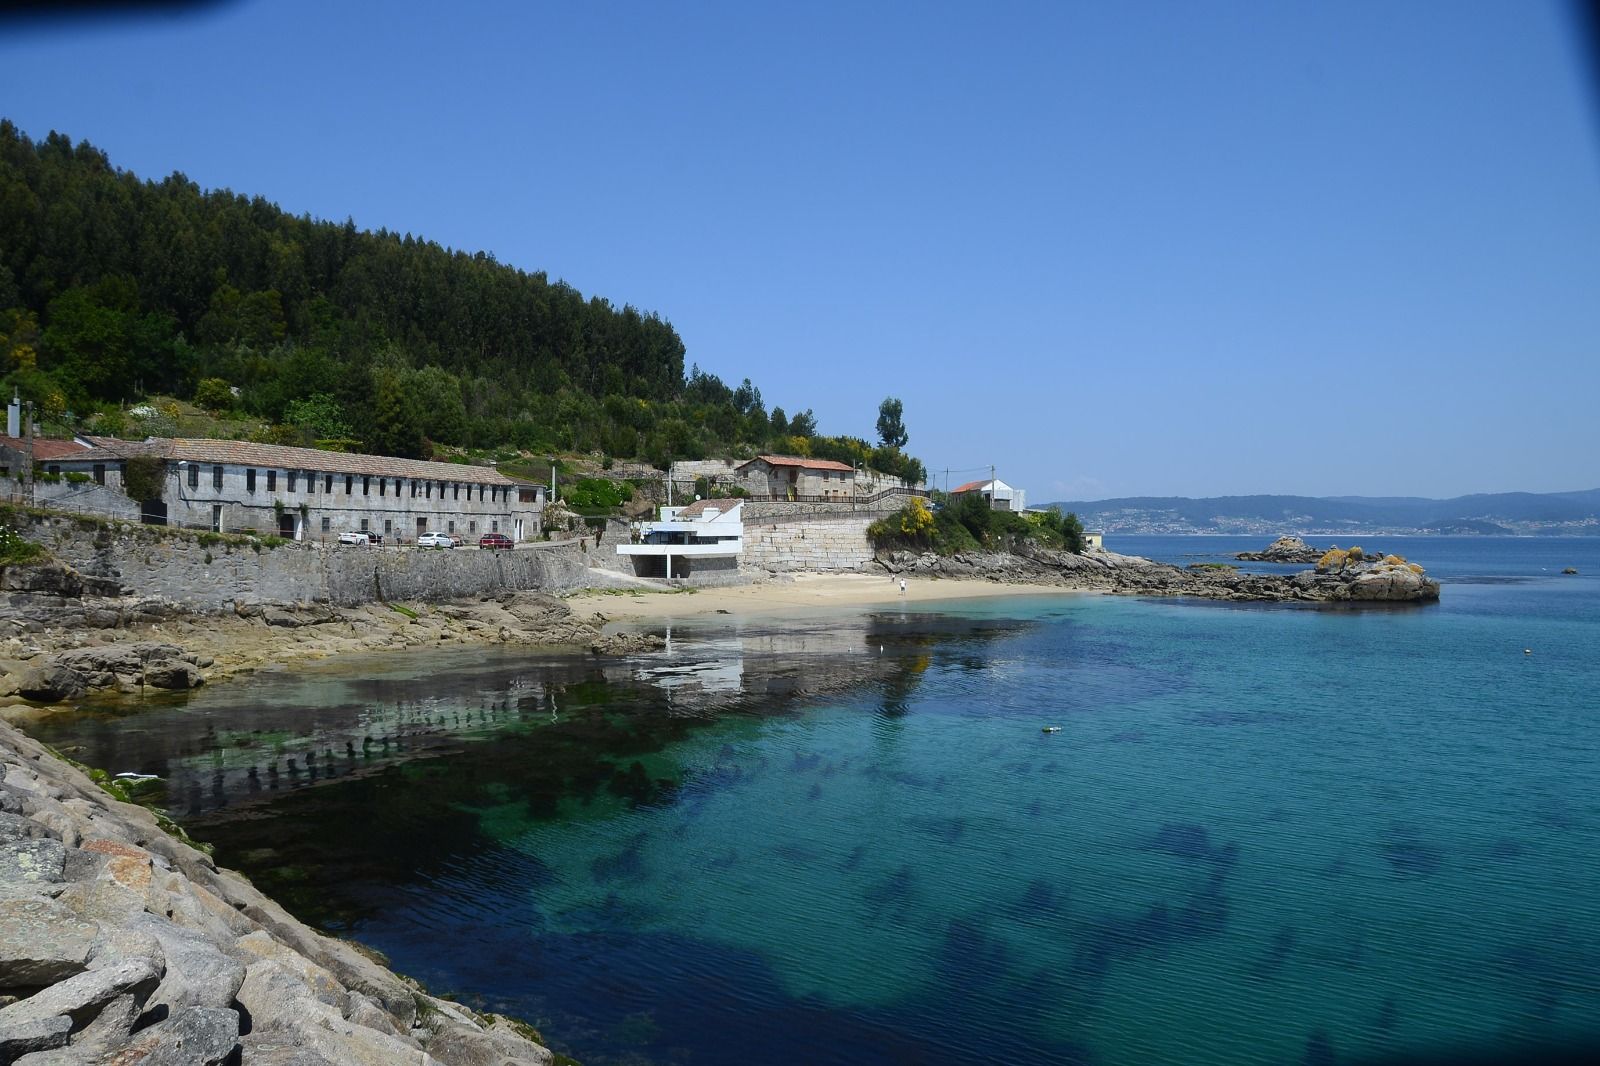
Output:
900,578,907,595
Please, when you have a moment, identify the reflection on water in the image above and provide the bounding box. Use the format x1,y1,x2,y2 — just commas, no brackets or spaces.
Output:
27,564,1600,1066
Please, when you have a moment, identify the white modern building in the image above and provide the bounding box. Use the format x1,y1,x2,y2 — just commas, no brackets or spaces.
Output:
617,499,743,579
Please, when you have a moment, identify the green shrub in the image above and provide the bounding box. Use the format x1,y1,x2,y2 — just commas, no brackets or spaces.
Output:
0,525,47,566
564,478,633,513
65,471,91,484
123,455,165,502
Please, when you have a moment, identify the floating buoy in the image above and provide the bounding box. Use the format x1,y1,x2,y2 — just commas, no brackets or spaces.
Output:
1524,649,1532,656
1042,726,1063,734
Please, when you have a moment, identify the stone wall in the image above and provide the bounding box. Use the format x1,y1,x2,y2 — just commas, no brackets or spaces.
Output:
742,514,876,572
15,481,142,522
741,493,914,520
7,512,616,612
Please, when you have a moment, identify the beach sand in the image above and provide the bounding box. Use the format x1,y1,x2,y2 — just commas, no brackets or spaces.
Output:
565,572,1084,624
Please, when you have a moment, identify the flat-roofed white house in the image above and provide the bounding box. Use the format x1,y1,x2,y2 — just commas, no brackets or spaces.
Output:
950,477,1026,513
617,499,743,579
4,435,544,543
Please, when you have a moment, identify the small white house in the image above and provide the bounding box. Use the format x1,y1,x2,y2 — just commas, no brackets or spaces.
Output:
950,478,1026,513
617,499,743,579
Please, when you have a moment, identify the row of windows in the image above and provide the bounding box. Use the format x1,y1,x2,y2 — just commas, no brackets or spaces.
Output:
184,464,514,503
319,516,501,535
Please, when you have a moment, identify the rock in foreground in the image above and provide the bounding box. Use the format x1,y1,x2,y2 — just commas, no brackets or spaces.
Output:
0,724,556,1065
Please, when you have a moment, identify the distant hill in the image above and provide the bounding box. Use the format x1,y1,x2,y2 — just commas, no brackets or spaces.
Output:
1042,489,1600,536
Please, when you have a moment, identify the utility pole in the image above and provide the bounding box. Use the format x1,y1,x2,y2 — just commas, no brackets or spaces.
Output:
23,401,35,506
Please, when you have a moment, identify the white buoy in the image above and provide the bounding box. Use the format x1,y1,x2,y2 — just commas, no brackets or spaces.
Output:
1524,649,1532,655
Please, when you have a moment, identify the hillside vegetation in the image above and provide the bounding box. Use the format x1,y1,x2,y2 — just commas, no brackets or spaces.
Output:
0,121,924,483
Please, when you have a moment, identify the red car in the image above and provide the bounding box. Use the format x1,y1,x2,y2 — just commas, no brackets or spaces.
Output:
478,533,514,550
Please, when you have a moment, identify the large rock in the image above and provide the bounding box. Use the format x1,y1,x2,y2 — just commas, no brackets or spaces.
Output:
131,914,245,1014
0,956,162,1044
101,1005,239,1066
236,960,438,1066
15,665,85,703
0,899,100,988
0,839,67,885
0,1014,72,1061
1236,536,1325,563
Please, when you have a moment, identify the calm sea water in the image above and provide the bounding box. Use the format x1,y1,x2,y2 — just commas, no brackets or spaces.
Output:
30,537,1600,1065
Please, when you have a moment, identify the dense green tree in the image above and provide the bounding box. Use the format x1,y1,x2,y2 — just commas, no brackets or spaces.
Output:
876,396,907,449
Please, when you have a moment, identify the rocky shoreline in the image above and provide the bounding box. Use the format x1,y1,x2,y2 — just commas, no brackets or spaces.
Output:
0,717,562,1065
1,559,661,710
876,541,1441,604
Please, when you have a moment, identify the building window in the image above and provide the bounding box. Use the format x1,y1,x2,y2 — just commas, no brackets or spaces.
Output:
211,505,222,532
267,470,277,491
410,480,417,498
448,520,456,534
186,464,199,489
384,519,392,533
362,476,370,496
360,518,369,531
345,475,353,494
469,521,477,533
425,481,432,499
453,483,460,500
305,472,314,494
325,474,333,493
212,464,223,490
288,471,297,492
378,478,386,497
438,481,446,498
491,520,499,532
93,464,106,485
246,469,257,492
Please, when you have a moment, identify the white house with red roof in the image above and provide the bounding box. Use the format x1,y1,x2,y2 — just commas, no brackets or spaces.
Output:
949,477,1026,513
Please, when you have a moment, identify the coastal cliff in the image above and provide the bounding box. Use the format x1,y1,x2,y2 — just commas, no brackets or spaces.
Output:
0,719,558,1065
877,546,1441,603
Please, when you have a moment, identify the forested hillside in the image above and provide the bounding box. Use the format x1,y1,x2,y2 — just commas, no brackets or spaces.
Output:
0,121,924,482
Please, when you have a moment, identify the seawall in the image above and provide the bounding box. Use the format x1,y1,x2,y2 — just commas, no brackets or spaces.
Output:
6,510,618,611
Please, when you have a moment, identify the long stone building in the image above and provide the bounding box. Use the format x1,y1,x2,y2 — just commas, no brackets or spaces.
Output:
2,435,544,543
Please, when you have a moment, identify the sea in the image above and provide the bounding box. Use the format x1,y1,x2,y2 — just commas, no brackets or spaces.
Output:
27,536,1600,1065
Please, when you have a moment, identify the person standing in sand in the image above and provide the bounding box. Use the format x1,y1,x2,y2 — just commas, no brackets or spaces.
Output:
900,578,907,595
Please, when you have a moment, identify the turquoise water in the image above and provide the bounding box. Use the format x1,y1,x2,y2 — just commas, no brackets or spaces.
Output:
30,538,1600,1064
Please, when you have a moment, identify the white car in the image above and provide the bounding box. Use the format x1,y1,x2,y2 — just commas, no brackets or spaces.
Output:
337,531,370,545
416,532,456,549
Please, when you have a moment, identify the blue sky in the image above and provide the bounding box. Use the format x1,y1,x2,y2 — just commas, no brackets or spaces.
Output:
3,0,1598,500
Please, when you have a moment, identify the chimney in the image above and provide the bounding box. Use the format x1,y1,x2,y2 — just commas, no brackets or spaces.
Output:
6,393,17,439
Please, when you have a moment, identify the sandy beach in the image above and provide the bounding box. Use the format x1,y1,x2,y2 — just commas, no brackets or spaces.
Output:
565,572,1086,624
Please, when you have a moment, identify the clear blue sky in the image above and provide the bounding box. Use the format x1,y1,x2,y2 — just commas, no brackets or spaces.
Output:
3,0,1598,500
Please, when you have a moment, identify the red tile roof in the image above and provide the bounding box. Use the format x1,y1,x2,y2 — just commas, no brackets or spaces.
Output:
0,436,91,460
739,454,856,474
951,479,992,494
79,437,517,485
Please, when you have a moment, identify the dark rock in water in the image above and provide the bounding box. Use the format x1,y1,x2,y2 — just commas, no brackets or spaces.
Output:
1562,567,1578,575
1237,536,1325,563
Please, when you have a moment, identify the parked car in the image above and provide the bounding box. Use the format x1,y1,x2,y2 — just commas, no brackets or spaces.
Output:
366,531,383,545
478,532,513,550
337,530,370,545
417,531,456,548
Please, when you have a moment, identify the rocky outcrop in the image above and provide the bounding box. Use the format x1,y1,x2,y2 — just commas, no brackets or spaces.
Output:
876,546,1441,604
1,587,652,708
0,723,555,1065
1235,536,1325,563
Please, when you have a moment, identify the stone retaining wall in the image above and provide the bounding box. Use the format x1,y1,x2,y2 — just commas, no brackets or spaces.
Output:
7,512,610,611
742,515,875,572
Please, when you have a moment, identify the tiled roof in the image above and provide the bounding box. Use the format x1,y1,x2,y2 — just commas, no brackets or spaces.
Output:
0,436,91,460
738,454,856,474
951,479,991,494
674,499,741,519
80,437,517,485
